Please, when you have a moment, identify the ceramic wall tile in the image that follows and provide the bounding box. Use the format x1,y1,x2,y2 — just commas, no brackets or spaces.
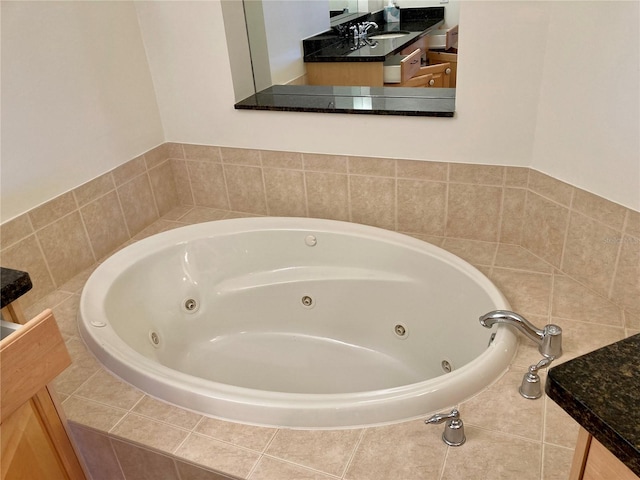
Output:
249,457,337,480
171,159,196,206
396,158,447,181
69,424,125,480
541,444,574,480
494,244,554,274
460,369,544,441
148,160,180,217
305,172,349,221
132,396,202,430
183,144,221,162
561,212,619,298
522,192,569,268
81,190,130,260
572,188,627,231
117,174,159,236
490,268,552,316
446,183,502,242
348,156,395,177
29,192,77,230
176,207,227,224
224,165,267,215
505,166,529,188
146,142,185,168
528,170,573,207
303,153,348,173
195,417,276,452
64,396,127,432
263,168,307,217
175,434,260,478
111,439,181,480
176,461,237,480
221,147,261,166
441,426,542,480
0,213,33,249
500,187,526,245
625,209,640,237
260,150,303,169
346,420,446,480
74,369,144,410
187,162,229,210
441,238,497,267
610,236,640,314
112,156,147,187
112,413,189,453
449,163,504,185
396,179,446,235
36,211,95,286
349,175,395,230
551,275,623,326
74,173,116,207
266,429,362,477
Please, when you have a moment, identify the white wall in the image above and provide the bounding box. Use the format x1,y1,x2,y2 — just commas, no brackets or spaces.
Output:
531,1,640,209
1,0,638,222
262,1,329,85
0,1,164,222
139,0,637,209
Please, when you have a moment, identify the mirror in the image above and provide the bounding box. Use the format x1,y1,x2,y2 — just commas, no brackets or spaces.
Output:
223,0,458,116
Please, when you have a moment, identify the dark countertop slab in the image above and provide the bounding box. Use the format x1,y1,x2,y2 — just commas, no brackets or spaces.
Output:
546,334,640,475
0,267,32,308
235,85,455,117
304,7,444,62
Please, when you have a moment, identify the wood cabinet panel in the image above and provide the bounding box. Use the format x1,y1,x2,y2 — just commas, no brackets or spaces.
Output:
1,309,87,480
570,427,638,480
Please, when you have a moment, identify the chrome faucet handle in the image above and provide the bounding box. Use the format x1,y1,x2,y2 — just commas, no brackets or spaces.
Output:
520,356,554,399
425,409,466,446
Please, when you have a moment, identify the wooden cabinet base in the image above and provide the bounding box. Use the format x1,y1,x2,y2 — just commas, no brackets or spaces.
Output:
1,310,87,480
569,427,638,480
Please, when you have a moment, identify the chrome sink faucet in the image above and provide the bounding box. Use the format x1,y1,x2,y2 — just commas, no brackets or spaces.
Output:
359,21,378,38
479,310,563,358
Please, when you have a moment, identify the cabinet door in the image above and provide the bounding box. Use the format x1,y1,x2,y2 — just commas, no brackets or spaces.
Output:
427,51,457,87
2,397,73,479
418,62,451,88
0,310,87,480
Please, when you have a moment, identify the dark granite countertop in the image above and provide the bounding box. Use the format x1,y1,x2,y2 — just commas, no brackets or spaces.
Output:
303,7,444,63
0,267,32,308
546,334,640,475
235,85,455,117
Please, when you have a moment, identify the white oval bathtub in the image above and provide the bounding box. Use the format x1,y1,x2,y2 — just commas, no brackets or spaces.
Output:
79,217,516,429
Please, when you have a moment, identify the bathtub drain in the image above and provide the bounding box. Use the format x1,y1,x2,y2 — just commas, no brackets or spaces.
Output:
301,296,314,308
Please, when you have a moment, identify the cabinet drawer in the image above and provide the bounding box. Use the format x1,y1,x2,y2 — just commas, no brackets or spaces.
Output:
383,48,422,84
427,25,458,50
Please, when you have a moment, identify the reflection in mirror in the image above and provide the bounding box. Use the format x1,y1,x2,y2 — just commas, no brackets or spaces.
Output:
223,1,460,116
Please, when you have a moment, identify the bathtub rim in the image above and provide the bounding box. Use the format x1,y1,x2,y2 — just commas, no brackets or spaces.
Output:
78,217,517,429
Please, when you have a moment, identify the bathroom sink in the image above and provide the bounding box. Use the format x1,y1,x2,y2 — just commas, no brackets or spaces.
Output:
1,319,21,340
368,31,411,40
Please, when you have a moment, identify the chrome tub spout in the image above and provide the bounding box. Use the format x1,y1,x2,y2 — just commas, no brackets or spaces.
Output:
479,310,562,358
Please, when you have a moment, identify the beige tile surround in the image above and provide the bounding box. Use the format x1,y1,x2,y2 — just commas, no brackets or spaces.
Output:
1,142,639,480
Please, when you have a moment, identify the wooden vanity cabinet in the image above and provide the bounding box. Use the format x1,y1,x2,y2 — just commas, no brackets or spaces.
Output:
1,309,87,480
427,50,457,87
569,427,638,480
306,62,384,87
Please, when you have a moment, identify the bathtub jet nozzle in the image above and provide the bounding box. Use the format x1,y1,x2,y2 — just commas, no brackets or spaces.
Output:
479,310,562,359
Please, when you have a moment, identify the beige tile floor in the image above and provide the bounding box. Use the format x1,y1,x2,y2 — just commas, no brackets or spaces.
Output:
24,206,639,480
